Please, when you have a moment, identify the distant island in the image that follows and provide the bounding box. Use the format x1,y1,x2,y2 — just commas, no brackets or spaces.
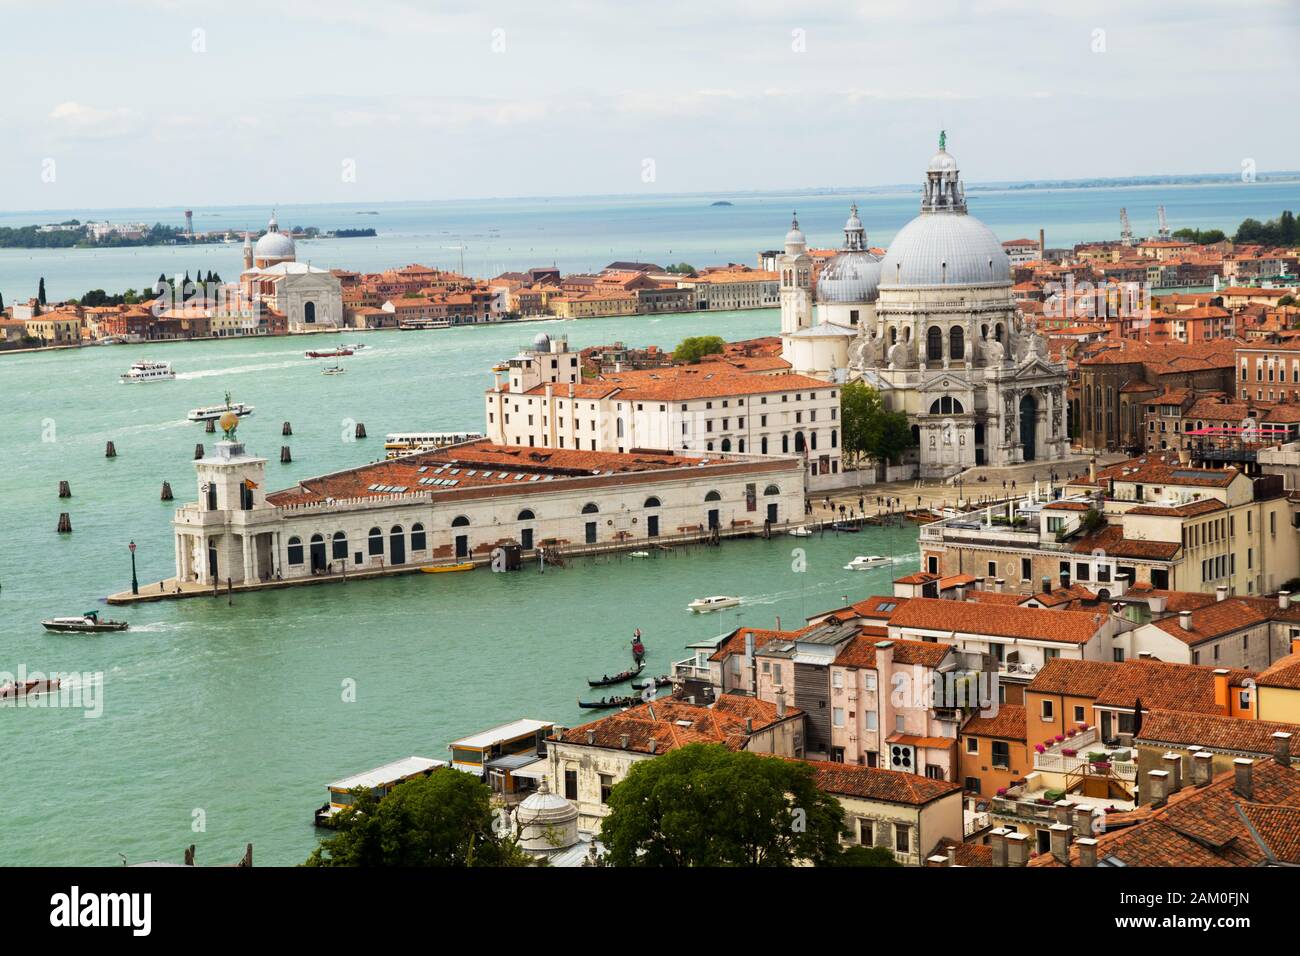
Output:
710,200,734,206
0,220,376,249
329,228,378,239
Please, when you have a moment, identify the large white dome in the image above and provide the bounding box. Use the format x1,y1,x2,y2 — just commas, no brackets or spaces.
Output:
254,230,295,262
879,212,1010,288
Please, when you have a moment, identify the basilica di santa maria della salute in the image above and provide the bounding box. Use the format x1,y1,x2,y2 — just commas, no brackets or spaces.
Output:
777,136,1070,479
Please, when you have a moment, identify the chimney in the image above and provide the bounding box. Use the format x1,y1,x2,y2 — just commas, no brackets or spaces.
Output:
1073,806,1095,838
989,827,1010,867
620,734,630,750
1192,750,1214,787
1049,823,1073,864
1088,456,1097,482
1162,752,1183,792
926,854,950,867
874,641,894,674
744,717,754,735
1272,731,1293,768
585,730,595,745
1215,585,1228,603
1148,768,1170,807
1179,610,1193,631
1060,570,1071,590
995,578,1005,594
1075,836,1099,868
956,585,967,601
1039,227,1046,259
1005,832,1030,867
1213,669,1230,712
1280,591,1292,611
1147,595,1167,614
1042,576,1052,595
1053,800,1075,826
1233,757,1254,800
648,738,658,754
775,685,787,718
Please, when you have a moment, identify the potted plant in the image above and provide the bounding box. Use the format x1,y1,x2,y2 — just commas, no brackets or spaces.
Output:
1062,747,1077,757
1034,743,1046,754
1054,734,1065,743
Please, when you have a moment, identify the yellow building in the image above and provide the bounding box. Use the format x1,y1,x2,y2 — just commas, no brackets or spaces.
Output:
1257,647,1300,722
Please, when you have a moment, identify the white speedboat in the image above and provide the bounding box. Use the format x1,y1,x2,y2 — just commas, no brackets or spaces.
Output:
688,595,740,613
41,611,129,633
788,526,813,537
321,364,346,376
629,551,650,558
120,360,175,383
188,392,254,422
340,343,369,351
844,555,891,571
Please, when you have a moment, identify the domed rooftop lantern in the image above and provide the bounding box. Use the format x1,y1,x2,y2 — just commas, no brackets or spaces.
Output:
922,130,966,214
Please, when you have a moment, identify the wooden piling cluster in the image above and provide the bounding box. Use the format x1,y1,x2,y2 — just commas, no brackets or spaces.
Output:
194,444,205,460
282,421,293,436
205,419,216,434
281,446,292,463
355,423,367,439
57,513,72,533
161,481,173,501
105,441,116,458
58,480,71,498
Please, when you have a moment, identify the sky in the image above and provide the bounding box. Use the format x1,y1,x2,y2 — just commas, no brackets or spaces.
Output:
1,0,1297,211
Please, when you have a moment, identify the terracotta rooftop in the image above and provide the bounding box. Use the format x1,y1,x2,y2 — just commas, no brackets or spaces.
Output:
889,597,1106,645
1070,525,1181,561
800,758,963,806
832,635,952,670
1257,653,1300,690
1027,658,1125,698
1150,596,1285,645
1092,659,1251,712
554,695,799,756
1136,708,1300,758
961,703,1026,741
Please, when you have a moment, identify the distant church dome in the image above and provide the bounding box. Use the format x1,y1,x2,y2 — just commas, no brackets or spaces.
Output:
879,136,1010,289
784,212,806,249
532,332,551,350
817,203,882,304
253,213,295,264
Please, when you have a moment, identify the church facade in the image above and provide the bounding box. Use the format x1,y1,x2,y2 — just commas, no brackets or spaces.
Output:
238,213,343,333
778,138,1070,479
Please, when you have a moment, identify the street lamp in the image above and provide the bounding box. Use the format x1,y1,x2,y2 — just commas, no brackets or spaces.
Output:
129,540,138,596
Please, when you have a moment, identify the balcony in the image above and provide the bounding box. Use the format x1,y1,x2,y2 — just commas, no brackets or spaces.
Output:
671,658,712,683
1031,727,1137,781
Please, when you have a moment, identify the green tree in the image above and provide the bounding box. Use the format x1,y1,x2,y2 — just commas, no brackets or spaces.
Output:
304,769,534,867
666,262,696,275
37,277,46,305
829,844,903,867
598,744,846,866
673,335,726,363
840,381,915,468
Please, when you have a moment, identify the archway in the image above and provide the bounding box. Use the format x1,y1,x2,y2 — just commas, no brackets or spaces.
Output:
304,301,317,324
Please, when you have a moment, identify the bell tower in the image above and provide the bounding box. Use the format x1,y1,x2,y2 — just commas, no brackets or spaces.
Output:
778,212,812,335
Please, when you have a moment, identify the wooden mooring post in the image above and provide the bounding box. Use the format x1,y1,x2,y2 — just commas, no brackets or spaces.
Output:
58,480,71,498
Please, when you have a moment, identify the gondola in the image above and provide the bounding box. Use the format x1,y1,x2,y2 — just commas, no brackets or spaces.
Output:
586,664,644,687
831,521,861,532
576,695,640,710
631,675,671,690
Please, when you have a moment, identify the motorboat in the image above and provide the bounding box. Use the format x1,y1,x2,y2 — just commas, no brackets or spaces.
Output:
629,550,650,558
587,664,644,687
420,562,474,573
339,343,369,352
321,364,346,375
844,555,891,571
0,678,60,700
119,360,174,383
305,347,353,358
188,392,254,422
631,675,672,690
41,611,129,633
688,595,740,613
788,526,813,537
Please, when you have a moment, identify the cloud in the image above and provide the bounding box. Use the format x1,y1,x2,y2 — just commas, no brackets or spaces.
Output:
48,101,136,139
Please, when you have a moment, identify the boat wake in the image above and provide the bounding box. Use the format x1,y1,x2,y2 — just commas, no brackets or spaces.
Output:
176,359,302,379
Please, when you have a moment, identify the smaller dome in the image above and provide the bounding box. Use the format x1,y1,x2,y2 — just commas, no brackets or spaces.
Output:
532,332,551,350
928,149,958,173
816,250,882,304
784,211,806,247
254,231,295,261
515,780,579,852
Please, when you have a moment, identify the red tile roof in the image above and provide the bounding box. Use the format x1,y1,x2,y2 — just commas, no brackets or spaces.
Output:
800,758,962,805
832,635,952,670
555,696,798,756
1136,709,1300,757
889,598,1107,645
962,704,1027,741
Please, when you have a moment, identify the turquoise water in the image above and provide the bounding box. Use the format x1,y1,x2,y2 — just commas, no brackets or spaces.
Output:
4,180,1296,302
0,309,919,866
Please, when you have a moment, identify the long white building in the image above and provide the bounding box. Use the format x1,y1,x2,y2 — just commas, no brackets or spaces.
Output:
484,333,844,488
172,434,804,586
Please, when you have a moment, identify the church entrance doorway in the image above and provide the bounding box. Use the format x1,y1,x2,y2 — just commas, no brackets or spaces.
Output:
1019,394,1038,461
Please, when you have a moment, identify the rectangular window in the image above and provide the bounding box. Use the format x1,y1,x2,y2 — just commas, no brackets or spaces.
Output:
965,737,979,755
894,824,910,854
564,768,578,801
991,740,1010,769
832,708,845,728
599,773,614,805
1073,705,1085,723
1041,699,1054,721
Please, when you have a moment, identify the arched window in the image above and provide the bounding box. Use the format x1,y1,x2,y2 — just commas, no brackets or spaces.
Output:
368,526,383,556
517,509,535,521
581,503,599,514
889,326,898,346
705,490,722,502
950,326,965,362
794,431,806,453
764,484,781,496
926,326,943,362
331,531,347,560
831,428,838,448
761,436,769,454
304,301,316,324
411,523,427,551
287,536,304,565
720,438,731,452
995,323,1005,344
738,438,746,453
616,418,625,438
643,496,661,508
810,431,818,450
928,396,965,415
981,323,989,340
451,515,470,527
